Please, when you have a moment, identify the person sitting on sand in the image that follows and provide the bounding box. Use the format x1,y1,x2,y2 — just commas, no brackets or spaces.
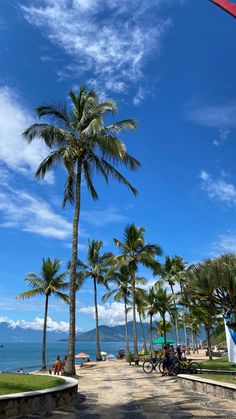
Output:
53,356,62,375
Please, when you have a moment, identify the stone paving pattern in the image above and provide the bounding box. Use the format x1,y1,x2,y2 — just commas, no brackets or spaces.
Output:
22,361,236,418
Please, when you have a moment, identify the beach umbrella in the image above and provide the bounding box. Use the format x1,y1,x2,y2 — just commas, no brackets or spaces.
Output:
100,351,108,356
75,353,90,358
107,354,115,359
152,337,175,345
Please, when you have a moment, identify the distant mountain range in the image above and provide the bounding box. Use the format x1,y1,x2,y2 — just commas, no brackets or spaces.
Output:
0,322,68,343
60,321,190,343
0,320,206,344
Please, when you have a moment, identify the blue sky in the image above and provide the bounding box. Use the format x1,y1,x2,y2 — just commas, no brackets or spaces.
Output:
1,0,236,333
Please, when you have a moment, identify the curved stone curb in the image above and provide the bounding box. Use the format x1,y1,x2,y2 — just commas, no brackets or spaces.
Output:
178,374,236,401
0,375,78,418
200,368,236,375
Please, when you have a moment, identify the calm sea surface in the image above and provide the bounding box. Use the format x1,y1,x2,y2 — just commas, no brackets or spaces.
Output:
0,342,137,372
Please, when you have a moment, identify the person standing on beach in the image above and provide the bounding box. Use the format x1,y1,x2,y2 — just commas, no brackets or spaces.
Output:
53,356,62,375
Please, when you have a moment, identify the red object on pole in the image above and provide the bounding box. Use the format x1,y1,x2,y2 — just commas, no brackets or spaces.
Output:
211,0,236,17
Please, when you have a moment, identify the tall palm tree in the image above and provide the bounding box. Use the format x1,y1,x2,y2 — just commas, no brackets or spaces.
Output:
153,283,173,345
16,258,68,370
76,240,112,361
146,286,158,352
103,266,132,353
23,88,140,374
161,256,186,345
111,224,162,355
184,310,201,354
133,288,148,354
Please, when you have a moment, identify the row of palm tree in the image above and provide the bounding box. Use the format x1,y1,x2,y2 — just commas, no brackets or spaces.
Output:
20,86,236,372
17,248,236,369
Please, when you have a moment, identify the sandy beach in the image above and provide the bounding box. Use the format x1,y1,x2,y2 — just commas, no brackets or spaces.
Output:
30,357,236,418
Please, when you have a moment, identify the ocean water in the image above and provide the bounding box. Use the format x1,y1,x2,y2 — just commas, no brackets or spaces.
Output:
0,341,136,373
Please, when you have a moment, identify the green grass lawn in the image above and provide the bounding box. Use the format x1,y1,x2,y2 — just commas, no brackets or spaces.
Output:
0,374,64,395
195,374,236,385
198,357,236,371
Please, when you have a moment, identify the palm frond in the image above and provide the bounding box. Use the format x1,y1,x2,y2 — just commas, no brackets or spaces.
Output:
83,160,98,200
35,148,66,179
23,124,69,148
54,290,69,303
96,99,117,115
106,119,137,134
16,289,43,299
63,172,76,208
36,101,71,127
100,158,138,196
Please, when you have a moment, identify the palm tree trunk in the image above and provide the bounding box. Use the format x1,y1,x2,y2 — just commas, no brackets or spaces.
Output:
194,332,199,353
163,313,167,345
149,314,153,352
64,160,82,376
132,278,138,355
139,312,147,354
94,277,102,361
205,325,212,360
192,331,195,353
42,294,49,370
170,284,180,345
124,296,130,353
183,322,188,349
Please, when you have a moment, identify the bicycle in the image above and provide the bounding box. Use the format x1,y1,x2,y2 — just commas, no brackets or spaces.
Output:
159,357,202,375
142,357,162,374
172,358,202,375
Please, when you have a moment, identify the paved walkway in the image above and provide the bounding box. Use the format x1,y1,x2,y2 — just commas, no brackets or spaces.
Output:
28,361,236,418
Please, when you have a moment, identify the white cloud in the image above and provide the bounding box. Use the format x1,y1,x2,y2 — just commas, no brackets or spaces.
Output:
81,206,128,227
133,87,147,106
0,182,73,240
0,86,53,183
0,315,81,333
185,101,236,128
212,128,230,147
79,301,133,326
199,171,236,204
20,0,172,98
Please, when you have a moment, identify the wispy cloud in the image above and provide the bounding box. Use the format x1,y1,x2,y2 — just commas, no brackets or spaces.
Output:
0,86,53,183
212,128,230,147
199,171,236,204
185,101,236,128
81,206,128,227
210,232,236,256
0,181,73,240
20,0,172,99
0,315,81,333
